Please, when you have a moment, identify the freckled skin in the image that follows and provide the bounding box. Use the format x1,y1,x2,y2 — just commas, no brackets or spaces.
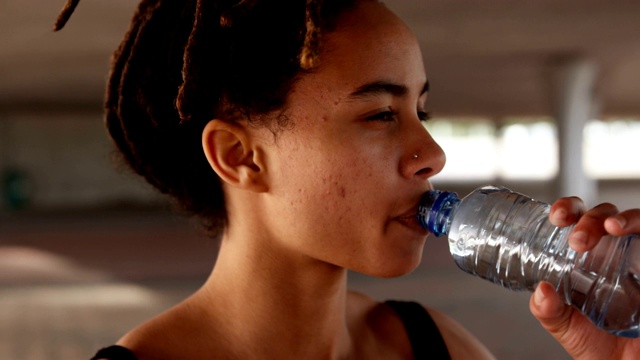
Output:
117,3,500,359
253,2,446,277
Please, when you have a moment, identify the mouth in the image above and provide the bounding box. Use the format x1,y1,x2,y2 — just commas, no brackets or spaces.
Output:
392,187,435,235
394,206,430,235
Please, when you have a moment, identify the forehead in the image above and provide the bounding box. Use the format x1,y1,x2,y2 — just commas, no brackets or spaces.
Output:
313,1,426,94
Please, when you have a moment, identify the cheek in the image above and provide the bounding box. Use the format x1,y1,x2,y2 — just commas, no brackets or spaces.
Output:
269,123,399,222
310,156,391,226
274,152,363,220
285,138,393,193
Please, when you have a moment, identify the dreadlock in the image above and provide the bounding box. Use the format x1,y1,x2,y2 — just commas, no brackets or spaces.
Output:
55,0,360,237
53,0,80,31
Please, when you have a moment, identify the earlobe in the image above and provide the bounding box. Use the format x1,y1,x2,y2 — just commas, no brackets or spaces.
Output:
202,120,268,192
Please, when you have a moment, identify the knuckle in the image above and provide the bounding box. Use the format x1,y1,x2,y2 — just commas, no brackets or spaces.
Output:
554,313,593,358
621,208,640,217
583,203,618,222
593,202,619,214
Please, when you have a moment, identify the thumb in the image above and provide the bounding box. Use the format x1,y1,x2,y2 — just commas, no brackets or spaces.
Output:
530,282,573,337
530,282,601,359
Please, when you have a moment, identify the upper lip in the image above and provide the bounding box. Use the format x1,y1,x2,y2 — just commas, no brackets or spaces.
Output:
395,198,425,220
395,187,433,220
396,207,418,220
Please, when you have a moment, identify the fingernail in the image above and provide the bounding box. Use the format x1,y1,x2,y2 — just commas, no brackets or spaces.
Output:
552,208,566,222
534,286,546,306
611,216,627,229
569,231,587,249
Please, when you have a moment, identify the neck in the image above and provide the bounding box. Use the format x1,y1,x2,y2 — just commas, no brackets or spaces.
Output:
195,228,353,359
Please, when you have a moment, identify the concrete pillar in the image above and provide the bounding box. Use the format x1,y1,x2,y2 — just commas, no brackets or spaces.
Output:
0,115,9,212
548,56,599,206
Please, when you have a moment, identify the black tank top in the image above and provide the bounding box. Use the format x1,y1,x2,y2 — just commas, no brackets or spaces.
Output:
384,300,451,360
91,300,451,360
91,345,137,360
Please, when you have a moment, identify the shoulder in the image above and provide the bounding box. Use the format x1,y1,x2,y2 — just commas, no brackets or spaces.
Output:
424,306,496,360
115,299,218,360
347,291,495,360
346,291,414,359
114,317,173,360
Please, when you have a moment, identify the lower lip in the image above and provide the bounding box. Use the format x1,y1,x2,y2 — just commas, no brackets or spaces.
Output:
395,215,431,236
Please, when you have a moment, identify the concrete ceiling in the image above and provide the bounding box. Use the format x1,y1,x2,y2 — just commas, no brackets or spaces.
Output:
386,0,640,118
2,0,640,118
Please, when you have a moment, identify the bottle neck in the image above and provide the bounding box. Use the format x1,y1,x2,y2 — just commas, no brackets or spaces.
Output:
418,190,461,236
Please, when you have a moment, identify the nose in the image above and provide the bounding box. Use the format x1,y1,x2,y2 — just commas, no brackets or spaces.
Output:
401,121,446,180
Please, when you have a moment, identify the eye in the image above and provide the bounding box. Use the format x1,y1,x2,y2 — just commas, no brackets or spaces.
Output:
366,110,398,122
418,111,432,122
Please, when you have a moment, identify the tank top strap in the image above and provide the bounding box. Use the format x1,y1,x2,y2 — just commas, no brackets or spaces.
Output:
91,345,138,360
385,300,451,360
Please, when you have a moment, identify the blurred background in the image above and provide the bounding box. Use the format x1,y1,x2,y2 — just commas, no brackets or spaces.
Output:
2,0,640,359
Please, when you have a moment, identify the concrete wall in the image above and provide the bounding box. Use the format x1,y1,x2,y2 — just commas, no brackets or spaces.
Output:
0,109,161,212
1,109,639,213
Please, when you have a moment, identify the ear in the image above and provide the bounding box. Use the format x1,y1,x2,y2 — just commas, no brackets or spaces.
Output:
202,119,268,192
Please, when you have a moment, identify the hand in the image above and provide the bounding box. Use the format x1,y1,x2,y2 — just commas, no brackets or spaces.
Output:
529,197,640,359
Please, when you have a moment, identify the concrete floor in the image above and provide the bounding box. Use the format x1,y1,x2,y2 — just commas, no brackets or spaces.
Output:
0,211,571,360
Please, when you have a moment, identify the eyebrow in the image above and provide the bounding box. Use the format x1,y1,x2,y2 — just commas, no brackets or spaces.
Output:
348,80,430,100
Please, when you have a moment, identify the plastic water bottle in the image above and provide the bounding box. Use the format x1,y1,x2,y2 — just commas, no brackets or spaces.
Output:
418,185,640,338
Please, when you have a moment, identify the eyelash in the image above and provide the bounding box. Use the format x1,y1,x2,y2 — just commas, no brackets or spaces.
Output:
366,111,398,122
366,110,432,122
418,111,432,122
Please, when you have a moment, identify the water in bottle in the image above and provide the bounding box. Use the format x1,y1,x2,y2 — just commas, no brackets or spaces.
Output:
418,185,640,338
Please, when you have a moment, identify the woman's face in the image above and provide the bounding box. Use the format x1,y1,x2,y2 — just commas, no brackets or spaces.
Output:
258,1,446,277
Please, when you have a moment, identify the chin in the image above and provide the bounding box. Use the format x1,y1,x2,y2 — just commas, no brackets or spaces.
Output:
356,252,423,279
376,264,420,278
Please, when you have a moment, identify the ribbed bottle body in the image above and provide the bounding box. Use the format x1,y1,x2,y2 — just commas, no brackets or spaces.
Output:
420,185,640,337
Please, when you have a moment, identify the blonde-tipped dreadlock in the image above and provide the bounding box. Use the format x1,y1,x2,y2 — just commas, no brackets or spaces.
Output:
53,0,80,31
300,0,322,69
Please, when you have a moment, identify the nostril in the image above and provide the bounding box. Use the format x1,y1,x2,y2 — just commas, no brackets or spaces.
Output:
415,167,432,177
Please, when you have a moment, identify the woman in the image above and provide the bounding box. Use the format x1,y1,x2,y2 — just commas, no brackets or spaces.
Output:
54,0,640,359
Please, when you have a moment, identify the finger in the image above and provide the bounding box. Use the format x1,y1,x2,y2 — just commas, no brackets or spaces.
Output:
604,209,640,237
549,197,587,227
570,203,619,252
